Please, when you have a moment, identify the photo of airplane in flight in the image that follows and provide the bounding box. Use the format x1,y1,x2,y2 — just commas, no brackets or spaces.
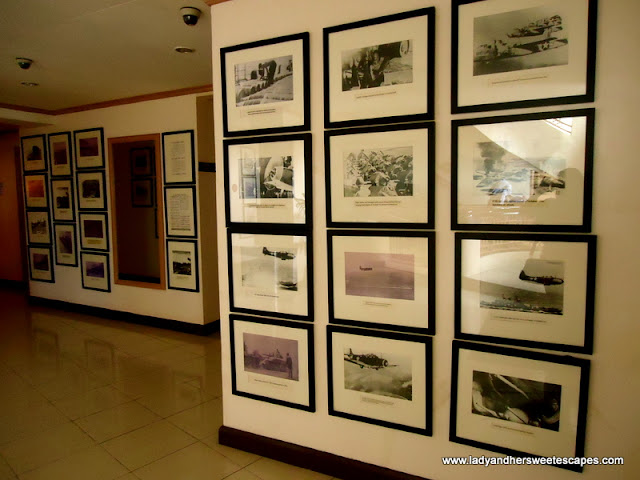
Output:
262,247,295,261
344,348,397,370
518,269,564,286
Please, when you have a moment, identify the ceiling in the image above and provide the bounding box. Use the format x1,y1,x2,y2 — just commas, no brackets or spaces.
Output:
0,0,213,113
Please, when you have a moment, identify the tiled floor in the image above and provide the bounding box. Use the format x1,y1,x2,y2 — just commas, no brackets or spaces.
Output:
0,288,335,480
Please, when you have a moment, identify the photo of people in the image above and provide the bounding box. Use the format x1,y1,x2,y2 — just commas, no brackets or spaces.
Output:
343,347,412,401
243,332,299,381
27,145,42,161
341,40,413,91
343,146,413,197
234,55,293,106
239,156,294,199
344,252,414,301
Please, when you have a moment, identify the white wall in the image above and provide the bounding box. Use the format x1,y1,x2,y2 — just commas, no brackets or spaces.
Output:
212,0,640,478
21,94,206,325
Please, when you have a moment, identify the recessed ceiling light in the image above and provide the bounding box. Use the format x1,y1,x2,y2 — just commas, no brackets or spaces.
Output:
20,81,39,87
175,46,195,53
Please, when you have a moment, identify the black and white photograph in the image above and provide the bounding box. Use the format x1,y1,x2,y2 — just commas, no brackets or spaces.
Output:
328,325,432,436
81,252,110,291
344,252,414,301
240,245,298,292
21,135,47,172
29,246,54,282
167,239,199,292
80,212,109,251
324,8,434,128
26,211,51,245
342,146,413,198
234,55,293,106
450,340,590,470
51,179,75,222
77,171,107,210
240,157,293,199
54,223,77,267
231,315,314,411
24,174,48,209
74,128,104,169
48,132,72,177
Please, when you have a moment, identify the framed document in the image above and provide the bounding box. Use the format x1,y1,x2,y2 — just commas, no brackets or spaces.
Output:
230,314,315,412
328,230,435,335
81,252,111,292
328,325,432,436
29,246,55,283
452,0,597,113
326,123,434,228
51,178,75,222
54,223,78,267
79,212,109,251
451,340,590,471
452,109,594,231
221,32,310,137
167,239,199,292
74,128,105,169
164,186,197,238
77,170,107,211
224,133,312,228
162,130,195,184
26,210,51,245
24,174,49,209
21,134,47,172
324,8,435,128
48,132,72,177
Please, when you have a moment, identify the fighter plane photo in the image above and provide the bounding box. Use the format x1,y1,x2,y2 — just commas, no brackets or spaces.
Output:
344,349,396,370
262,247,295,261
518,269,564,286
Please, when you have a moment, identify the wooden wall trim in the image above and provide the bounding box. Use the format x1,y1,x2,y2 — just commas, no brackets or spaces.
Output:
0,103,51,115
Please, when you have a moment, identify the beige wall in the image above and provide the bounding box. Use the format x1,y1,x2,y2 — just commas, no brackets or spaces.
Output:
0,131,24,282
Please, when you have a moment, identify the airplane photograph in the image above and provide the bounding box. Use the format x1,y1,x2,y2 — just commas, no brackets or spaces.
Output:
240,245,298,292
344,348,397,370
343,347,412,401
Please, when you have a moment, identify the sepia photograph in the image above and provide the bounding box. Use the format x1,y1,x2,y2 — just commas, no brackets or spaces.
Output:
25,175,48,208
52,180,74,221
80,213,108,251
79,137,99,158
74,128,104,169
343,347,412,401
49,132,72,176
82,219,104,240
29,247,54,282
343,146,413,197
52,140,68,166
344,252,414,301
234,55,293,106
33,252,50,272
54,224,77,266
172,249,192,276
27,211,50,244
86,261,104,278
341,40,413,91
77,171,106,210
26,144,42,161
82,179,101,199
22,135,47,171
243,332,299,381
81,252,110,291
27,178,45,198
57,230,73,255
29,217,48,236
239,156,294,199
241,245,298,292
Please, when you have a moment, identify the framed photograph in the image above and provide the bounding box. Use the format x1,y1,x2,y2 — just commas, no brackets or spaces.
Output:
452,109,594,231
28,246,55,283
51,178,75,222
220,32,310,137
456,232,596,353
26,210,51,245
230,314,315,412
77,170,107,211
162,130,195,184
79,212,109,251
326,123,434,228
130,147,154,177
21,134,47,172
224,133,312,228
80,251,111,292
54,223,78,267
328,325,432,436
132,179,154,207
452,0,598,113
164,186,197,238
450,340,590,471
167,239,199,292
24,174,49,209
48,132,72,177
324,8,435,128
228,229,312,321
74,128,105,169
328,230,435,335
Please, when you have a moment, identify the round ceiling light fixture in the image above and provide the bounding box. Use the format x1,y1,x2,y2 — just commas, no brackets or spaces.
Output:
174,46,196,54
20,81,39,87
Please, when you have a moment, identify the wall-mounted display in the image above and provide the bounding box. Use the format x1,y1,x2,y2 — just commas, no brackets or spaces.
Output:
324,8,435,128
29,246,55,283
221,32,310,137
77,170,107,211
167,239,199,292
74,128,105,169
24,174,49,209
80,251,111,292
21,134,47,172
132,179,154,207
328,324,432,436
26,210,51,245
224,133,312,228
450,340,589,471
325,123,434,228
328,230,434,335
228,229,312,321
452,109,594,232
48,132,73,177
164,185,197,237
162,130,195,184
130,147,154,177
54,223,78,267
452,0,597,113
79,212,109,251
51,178,75,222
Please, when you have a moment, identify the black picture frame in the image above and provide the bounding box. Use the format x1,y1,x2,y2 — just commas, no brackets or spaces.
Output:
131,179,154,208
230,314,315,412
451,0,598,114
220,32,310,137
54,223,78,267
21,134,48,172
450,340,590,472
327,324,432,436
223,133,312,230
130,147,154,177
323,7,435,128
162,130,195,184
51,178,76,222
80,251,111,292
28,246,55,283
79,212,110,252
164,185,198,238
73,127,105,169
26,209,52,245
48,131,73,177
76,170,107,211
451,108,595,232
166,239,199,292
328,230,435,335
325,122,435,229
24,173,49,209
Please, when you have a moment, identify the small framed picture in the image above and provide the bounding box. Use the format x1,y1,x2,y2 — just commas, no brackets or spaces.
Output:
48,132,72,177
452,0,597,113
450,340,590,471
167,239,199,292
328,230,435,335
29,246,55,283
81,251,111,292
456,232,596,353
228,229,312,321
54,223,78,267
162,130,195,184
24,174,49,209
164,186,197,238
79,212,109,251
324,8,435,128
51,178,75,222
132,179,154,207
74,128,105,169
230,314,315,412
26,210,51,245
21,134,47,172
328,325,432,436
77,170,107,211
221,32,310,137
130,147,154,177
326,123,434,228
452,109,594,231
224,133,312,228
